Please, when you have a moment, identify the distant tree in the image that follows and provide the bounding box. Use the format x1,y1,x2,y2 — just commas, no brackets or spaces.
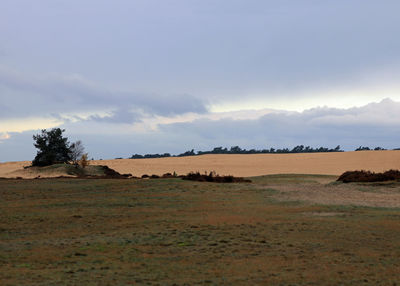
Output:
374,147,386,151
211,147,228,154
355,146,371,151
230,146,242,153
178,149,195,156
32,128,71,166
333,145,342,152
291,145,305,153
69,140,85,166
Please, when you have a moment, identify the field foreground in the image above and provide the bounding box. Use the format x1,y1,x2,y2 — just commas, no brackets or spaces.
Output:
2,150,400,178
1,175,400,285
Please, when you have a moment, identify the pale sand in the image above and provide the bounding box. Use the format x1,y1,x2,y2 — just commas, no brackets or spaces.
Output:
0,161,74,179
1,150,400,178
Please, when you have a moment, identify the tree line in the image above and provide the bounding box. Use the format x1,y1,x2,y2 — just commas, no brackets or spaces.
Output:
130,145,344,159
130,145,395,159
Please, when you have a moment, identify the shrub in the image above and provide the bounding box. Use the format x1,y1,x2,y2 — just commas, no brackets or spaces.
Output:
337,170,400,183
162,172,177,178
79,153,89,169
182,171,251,183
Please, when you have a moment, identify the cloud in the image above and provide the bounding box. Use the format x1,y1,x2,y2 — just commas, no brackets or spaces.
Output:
0,66,208,127
0,132,10,142
2,0,400,108
62,98,400,151
156,99,400,151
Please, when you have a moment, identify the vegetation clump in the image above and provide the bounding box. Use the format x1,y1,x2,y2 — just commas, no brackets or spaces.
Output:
355,146,386,151
161,172,178,178
32,128,72,166
337,169,400,183
98,165,131,179
182,171,251,183
32,128,91,169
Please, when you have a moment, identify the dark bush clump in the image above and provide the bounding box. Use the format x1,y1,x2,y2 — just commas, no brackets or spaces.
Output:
101,166,123,178
162,172,178,178
337,169,400,183
182,171,251,183
95,166,130,179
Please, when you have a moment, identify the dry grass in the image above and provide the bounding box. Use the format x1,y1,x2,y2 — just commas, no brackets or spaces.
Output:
1,176,400,285
2,150,400,178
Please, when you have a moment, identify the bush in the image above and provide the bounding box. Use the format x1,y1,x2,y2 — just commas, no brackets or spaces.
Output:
182,171,251,183
79,153,89,169
161,173,176,178
337,170,400,183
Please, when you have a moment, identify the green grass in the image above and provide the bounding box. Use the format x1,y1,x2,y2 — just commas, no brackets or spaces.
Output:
250,173,338,184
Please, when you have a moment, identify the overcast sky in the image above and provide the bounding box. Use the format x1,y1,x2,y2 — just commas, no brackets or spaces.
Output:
1,0,400,161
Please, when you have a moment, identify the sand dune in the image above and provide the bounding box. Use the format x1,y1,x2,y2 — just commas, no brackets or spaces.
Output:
2,150,400,178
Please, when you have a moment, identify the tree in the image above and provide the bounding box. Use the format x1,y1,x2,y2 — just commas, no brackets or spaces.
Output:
355,146,371,151
69,140,85,166
32,128,71,166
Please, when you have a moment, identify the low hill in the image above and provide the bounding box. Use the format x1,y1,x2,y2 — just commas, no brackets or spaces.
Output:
1,150,400,178
90,150,400,177
1,164,128,179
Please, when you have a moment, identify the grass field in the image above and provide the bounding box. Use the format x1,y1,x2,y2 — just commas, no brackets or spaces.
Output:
1,175,400,285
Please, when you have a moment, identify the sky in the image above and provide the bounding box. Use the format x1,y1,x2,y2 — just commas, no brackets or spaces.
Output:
1,0,400,161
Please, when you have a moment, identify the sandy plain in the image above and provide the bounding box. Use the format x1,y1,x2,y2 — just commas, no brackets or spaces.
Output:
1,150,400,178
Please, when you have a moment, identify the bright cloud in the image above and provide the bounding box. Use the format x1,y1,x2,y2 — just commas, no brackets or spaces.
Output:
0,132,10,142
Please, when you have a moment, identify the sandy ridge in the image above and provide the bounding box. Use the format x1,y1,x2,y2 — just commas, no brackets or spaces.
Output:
1,150,400,178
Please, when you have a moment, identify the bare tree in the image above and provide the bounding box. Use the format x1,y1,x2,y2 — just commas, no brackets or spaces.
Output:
69,140,85,166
